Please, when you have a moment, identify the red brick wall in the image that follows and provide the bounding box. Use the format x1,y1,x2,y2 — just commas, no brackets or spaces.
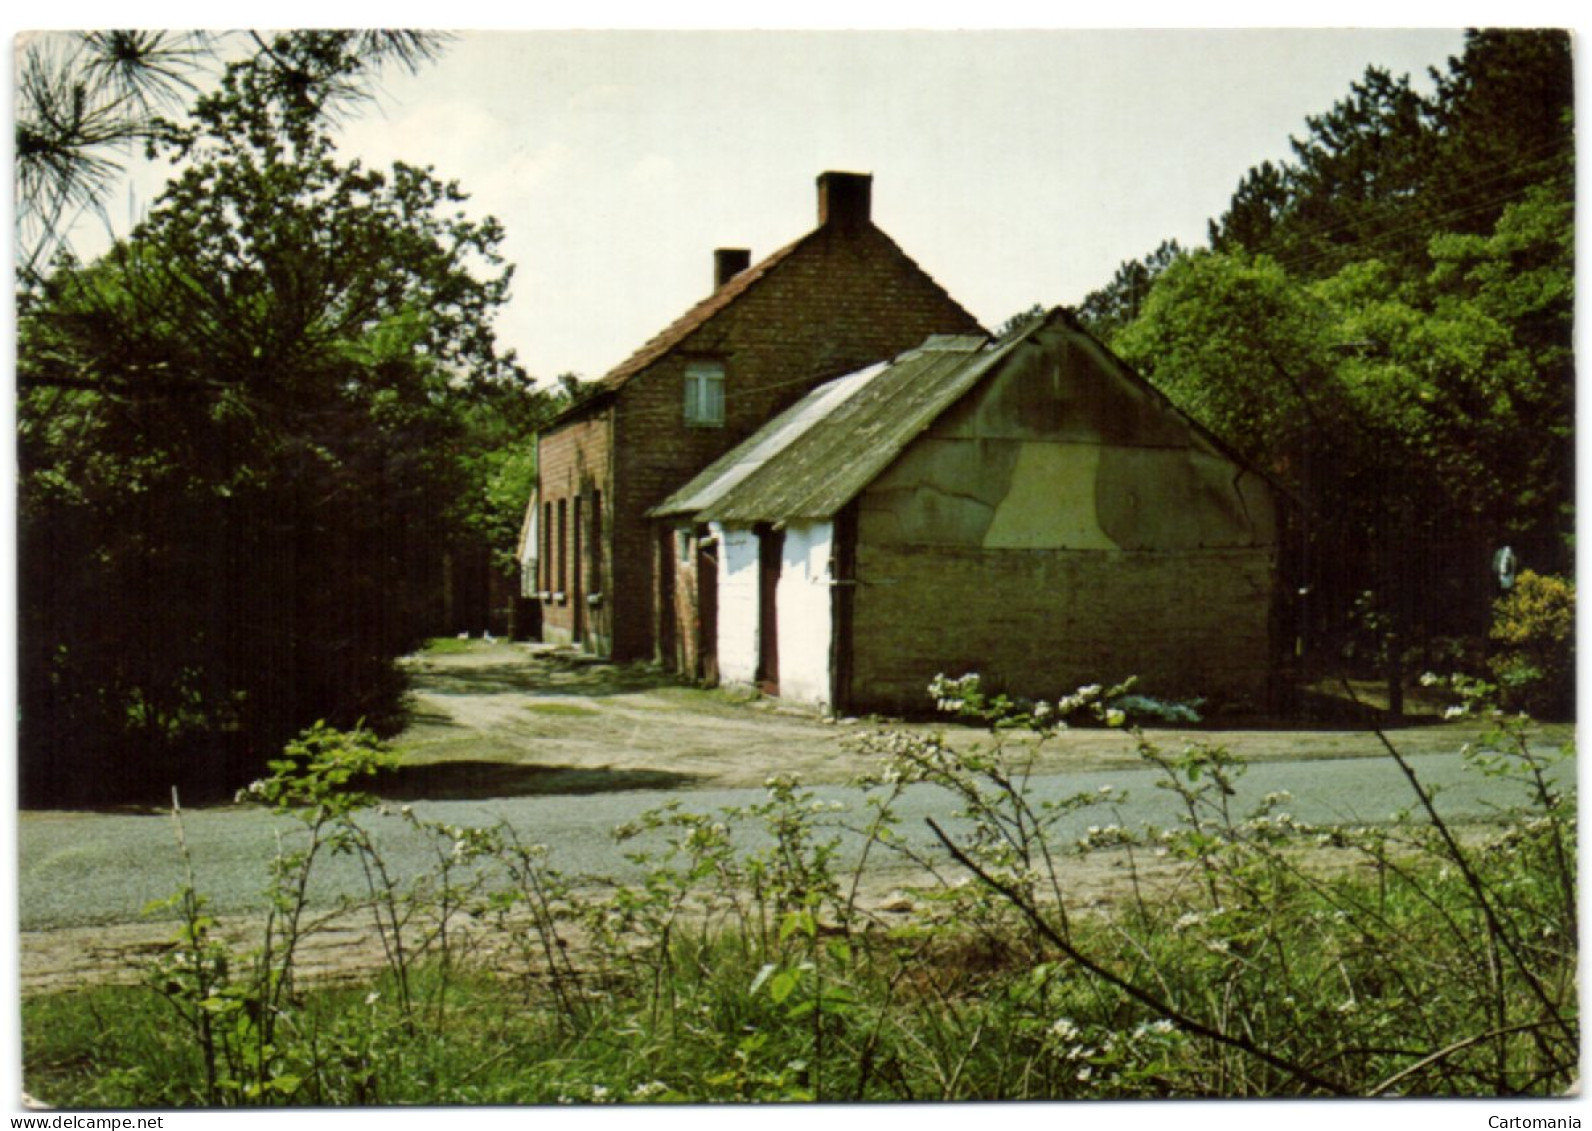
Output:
605,221,983,662
536,409,614,652
847,542,1279,716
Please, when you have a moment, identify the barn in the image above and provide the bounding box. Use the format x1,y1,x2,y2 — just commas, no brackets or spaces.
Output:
651,307,1282,716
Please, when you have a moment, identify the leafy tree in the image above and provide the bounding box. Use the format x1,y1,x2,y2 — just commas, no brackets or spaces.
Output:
1075,239,1184,339
1274,67,1435,276
1115,213,1570,669
1110,252,1375,652
1424,30,1574,242
1099,28,1573,682
17,35,532,805
1207,162,1289,257
1206,31,1571,285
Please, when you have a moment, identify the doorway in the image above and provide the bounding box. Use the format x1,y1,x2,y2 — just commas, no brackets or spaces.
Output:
756,524,783,695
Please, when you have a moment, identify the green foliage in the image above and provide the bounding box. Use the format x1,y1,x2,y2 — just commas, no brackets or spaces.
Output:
1206,31,1572,283
1113,212,1570,660
242,720,398,816
27,678,1578,1105
1220,66,1435,276
1488,571,1575,717
1096,29,1574,670
1074,238,1184,339
16,31,453,280
16,37,546,805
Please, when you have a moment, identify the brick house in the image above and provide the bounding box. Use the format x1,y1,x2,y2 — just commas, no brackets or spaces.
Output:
533,171,983,662
652,308,1283,715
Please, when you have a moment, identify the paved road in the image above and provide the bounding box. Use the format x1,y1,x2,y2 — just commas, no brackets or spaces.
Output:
18,745,1572,931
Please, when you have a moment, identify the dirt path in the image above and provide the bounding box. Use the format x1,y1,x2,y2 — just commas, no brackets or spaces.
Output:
390,640,1547,795
387,641,871,795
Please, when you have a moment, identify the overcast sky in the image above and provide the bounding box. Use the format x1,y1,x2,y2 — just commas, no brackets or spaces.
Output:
69,26,1478,386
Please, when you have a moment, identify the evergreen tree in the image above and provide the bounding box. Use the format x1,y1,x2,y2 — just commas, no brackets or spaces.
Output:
17,36,536,804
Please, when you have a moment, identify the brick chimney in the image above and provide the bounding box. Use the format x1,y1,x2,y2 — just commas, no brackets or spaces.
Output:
817,171,872,229
714,247,751,290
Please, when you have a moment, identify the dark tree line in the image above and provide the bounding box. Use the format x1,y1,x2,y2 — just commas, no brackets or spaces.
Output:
1076,29,1573,696
17,33,561,805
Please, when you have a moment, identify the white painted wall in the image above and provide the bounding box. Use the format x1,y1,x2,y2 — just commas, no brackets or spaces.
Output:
714,523,761,686
776,521,835,708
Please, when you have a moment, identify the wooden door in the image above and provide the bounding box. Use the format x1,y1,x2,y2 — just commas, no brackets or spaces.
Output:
697,536,719,683
756,525,783,694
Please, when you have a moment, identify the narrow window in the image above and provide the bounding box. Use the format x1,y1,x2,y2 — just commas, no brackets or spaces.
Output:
556,499,567,594
573,496,584,603
684,360,725,427
542,501,553,591
589,489,603,591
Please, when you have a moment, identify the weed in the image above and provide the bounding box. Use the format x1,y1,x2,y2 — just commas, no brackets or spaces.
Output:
23,681,1577,1104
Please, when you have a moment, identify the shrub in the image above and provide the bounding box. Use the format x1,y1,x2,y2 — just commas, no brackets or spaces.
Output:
22,683,1579,1104
1489,570,1574,717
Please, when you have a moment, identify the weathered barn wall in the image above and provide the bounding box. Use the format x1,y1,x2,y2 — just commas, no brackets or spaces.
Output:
857,328,1276,553
847,543,1276,713
774,521,835,706
714,524,761,687
847,320,1278,713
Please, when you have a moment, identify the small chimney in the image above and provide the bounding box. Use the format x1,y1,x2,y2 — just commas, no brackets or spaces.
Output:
817,171,872,229
714,248,751,290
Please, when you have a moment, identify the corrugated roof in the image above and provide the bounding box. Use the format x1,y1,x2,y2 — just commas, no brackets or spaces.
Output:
651,330,1026,524
650,358,891,518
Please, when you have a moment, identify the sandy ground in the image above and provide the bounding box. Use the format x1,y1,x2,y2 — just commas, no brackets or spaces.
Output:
388,640,1530,794
20,640,1569,995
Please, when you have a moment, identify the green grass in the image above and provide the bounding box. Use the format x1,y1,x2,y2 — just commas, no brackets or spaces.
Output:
420,637,476,655
21,705,1577,1107
22,825,1577,1106
523,701,599,717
